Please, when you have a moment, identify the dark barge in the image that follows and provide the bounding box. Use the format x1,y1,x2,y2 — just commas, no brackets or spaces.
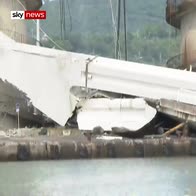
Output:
0,128,195,161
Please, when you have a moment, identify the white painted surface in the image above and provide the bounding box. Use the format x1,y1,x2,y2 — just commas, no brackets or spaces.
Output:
77,98,156,131
0,36,77,126
96,136,123,140
0,32,15,43
1,33,196,126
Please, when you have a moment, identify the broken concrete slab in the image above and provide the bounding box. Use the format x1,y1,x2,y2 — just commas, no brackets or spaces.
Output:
77,98,157,131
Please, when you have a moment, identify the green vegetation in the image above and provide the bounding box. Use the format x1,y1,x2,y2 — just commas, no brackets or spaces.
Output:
28,0,181,66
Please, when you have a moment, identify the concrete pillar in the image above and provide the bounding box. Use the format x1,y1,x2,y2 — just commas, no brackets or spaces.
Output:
181,10,196,68
0,0,42,43
166,0,196,68
0,0,27,43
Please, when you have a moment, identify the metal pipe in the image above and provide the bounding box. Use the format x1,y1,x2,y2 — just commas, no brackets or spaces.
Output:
36,20,40,46
115,0,121,59
123,0,128,61
163,123,185,136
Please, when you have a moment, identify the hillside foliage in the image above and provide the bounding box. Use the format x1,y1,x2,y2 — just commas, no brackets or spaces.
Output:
28,0,181,66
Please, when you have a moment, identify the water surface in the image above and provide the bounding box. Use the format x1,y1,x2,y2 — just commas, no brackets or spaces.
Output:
0,158,195,196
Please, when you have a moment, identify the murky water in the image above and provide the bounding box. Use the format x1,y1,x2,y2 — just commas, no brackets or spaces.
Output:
0,158,195,196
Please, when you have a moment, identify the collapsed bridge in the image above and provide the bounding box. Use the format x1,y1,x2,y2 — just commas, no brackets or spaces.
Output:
1,32,196,135
1,0,196,137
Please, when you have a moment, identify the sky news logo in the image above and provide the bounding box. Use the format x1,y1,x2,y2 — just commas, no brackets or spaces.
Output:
11,11,46,20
